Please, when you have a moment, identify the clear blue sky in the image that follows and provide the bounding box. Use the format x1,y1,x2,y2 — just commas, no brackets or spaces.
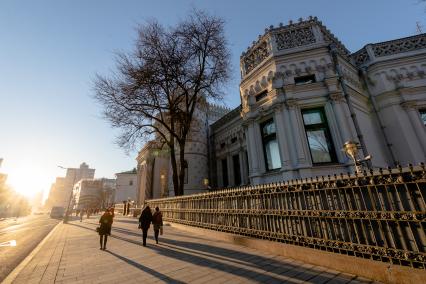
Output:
0,0,424,198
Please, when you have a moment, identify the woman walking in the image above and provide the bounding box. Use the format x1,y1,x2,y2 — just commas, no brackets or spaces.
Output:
98,209,113,250
138,205,152,247
152,207,163,244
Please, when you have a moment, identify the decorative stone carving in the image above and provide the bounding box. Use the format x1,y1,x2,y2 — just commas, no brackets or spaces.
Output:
286,99,298,108
329,92,345,102
352,48,370,66
243,41,270,74
373,34,426,57
275,27,316,50
401,101,417,109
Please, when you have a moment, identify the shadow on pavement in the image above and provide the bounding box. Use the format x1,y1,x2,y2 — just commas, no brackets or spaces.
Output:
105,250,185,284
113,218,139,224
110,232,325,283
68,221,334,283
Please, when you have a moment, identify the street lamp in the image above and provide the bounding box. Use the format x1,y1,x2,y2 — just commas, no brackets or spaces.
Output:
203,178,210,191
342,141,371,174
58,165,77,224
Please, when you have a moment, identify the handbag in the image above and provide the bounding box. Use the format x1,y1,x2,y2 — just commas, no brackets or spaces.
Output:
96,227,100,232
160,226,163,235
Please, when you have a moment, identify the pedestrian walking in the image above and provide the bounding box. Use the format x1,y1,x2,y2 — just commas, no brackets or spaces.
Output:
98,209,113,250
138,205,153,246
152,207,163,244
80,210,84,222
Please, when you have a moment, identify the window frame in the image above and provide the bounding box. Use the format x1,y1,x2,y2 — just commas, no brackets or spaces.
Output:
221,158,228,187
260,118,281,171
420,109,426,127
232,154,241,186
255,90,268,102
301,107,337,165
294,74,316,85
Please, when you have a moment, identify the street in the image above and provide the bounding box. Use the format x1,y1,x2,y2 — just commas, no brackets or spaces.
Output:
0,214,59,281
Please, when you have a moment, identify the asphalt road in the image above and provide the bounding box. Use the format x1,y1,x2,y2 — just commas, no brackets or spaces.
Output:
0,215,60,281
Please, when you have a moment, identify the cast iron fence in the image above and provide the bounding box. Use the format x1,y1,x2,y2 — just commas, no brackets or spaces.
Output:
146,164,426,269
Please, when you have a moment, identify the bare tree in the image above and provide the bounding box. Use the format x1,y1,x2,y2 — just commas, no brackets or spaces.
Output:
94,10,230,196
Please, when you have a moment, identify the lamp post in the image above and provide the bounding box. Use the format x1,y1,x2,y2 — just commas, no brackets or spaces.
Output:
342,141,372,174
203,178,210,191
58,165,77,224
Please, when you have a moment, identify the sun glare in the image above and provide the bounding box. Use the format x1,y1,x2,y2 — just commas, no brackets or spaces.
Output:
5,163,52,199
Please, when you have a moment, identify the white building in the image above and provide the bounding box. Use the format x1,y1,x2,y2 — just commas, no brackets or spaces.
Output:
46,162,95,209
114,169,137,203
73,178,115,210
136,17,426,203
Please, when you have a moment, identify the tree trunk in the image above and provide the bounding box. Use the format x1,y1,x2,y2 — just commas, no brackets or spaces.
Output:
178,141,186,196
169,138,180,197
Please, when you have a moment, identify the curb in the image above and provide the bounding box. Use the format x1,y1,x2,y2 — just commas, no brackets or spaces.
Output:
1,221,62,284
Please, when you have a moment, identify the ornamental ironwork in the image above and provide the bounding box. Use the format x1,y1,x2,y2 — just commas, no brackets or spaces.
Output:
147,164,426,269
275,27,316,51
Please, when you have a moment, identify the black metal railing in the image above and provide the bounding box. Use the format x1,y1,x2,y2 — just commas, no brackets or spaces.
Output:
147,164,426,269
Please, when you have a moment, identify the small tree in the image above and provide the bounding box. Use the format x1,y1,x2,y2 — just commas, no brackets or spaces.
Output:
94,10,230,196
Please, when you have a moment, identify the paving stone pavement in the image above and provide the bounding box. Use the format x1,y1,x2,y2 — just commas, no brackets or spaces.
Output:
10,216,379,284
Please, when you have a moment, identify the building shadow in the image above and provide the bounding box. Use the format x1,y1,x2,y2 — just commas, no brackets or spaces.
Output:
105,250,185,284
113,218,139,224
109,233,326,283
68,221,339,283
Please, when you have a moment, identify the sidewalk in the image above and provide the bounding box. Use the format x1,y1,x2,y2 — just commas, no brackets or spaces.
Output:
8,216,377,284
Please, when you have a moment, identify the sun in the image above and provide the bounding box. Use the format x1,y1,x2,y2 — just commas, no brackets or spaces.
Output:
5,162,52,199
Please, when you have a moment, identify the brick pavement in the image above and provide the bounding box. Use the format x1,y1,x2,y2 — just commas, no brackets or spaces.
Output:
9,216,379,284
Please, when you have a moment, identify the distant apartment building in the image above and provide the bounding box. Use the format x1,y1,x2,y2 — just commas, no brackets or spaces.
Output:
45,162,95,209
73,178,115,210
114,169,137,203
45,177,67,208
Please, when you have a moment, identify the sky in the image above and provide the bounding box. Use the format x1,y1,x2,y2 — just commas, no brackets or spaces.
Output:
0,0,424,200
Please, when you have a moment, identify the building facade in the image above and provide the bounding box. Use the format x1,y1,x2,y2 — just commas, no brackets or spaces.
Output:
73,178,115,210
45,162,95,209
114,169,138,203
136,17,426,203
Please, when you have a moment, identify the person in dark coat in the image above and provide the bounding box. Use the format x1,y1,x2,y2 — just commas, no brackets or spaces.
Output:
98,209,113,250
152,207,163,244
138,205,153,246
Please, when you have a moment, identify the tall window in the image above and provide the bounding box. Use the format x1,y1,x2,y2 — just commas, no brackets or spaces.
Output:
302,108,337,164
232,154,241,186
221,159,228,187
260,119,281,170
183,160,188,184
420,109,426,127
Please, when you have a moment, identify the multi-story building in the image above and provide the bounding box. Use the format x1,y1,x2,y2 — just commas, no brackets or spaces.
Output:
45,162,95,209
73,178,115,210
115,169,137,203
135,17,426,203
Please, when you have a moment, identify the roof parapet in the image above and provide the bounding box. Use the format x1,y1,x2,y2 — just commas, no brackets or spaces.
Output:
240,16,350,77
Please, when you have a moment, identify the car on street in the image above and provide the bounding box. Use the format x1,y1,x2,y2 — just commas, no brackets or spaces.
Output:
49,207,65,219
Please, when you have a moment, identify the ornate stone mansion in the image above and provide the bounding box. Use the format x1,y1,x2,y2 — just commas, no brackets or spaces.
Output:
135,17,426,205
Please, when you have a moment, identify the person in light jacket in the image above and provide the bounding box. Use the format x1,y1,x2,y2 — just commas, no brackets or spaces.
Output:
152,207,163,244
138,205,153,246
